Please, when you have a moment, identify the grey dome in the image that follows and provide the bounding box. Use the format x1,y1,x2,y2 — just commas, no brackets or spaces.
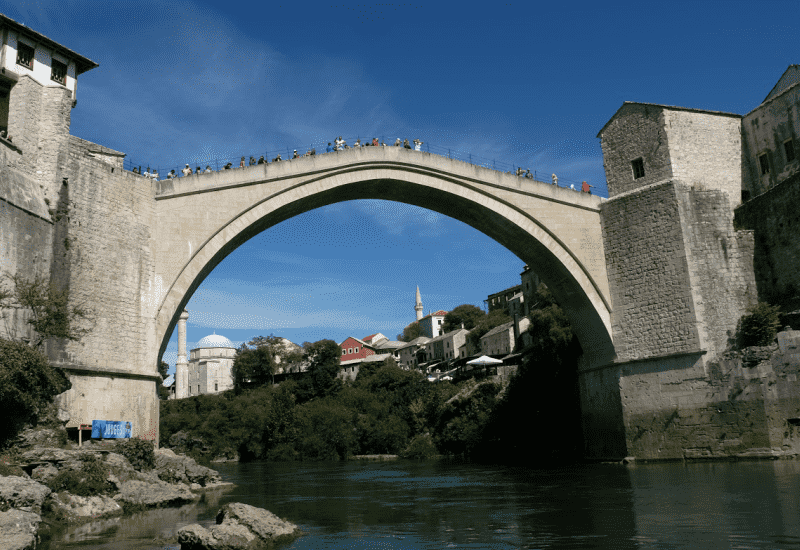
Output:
195,333,235,349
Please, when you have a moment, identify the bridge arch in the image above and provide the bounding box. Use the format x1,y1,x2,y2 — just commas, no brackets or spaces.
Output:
152,150,615,368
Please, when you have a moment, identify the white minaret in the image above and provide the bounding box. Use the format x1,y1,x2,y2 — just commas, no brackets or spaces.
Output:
175,309,189,399
415,286,424,321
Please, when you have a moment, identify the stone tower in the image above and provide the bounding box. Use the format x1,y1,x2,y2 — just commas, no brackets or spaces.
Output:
175,310,189,399
415,286,423,321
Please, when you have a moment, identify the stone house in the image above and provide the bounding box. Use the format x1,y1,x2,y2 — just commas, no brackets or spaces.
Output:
186,334,236,396
418,310,448,338
397,336,430,369
480,318,530,356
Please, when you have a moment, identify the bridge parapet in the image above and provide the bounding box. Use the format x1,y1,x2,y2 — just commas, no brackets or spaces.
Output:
154,146,603,211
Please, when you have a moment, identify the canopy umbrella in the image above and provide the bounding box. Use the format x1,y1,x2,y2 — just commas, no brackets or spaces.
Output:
466,355,503,367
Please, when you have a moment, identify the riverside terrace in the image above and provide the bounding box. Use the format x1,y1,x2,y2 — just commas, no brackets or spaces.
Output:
124,138,595,193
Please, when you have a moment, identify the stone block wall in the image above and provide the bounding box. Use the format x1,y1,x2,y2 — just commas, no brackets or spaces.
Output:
6,75,73,202
599,103,673,196
52,135,157,377
677,186,756,356
618,332,800,460
600,181,699,361
742,84,800,197
734,172,800,306
664,109,743,208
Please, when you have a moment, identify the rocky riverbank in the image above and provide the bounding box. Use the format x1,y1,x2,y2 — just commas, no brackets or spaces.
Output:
0,442,299,550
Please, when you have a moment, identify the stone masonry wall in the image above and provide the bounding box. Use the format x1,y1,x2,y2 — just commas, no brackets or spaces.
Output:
600,181,700,361
600,104,673,197
619,330,800,460
742,84,800,197
53,135,157,379
0,140,54,342
6,75,73,202
664,110,743,208
734,172,800,306
677,186,756,357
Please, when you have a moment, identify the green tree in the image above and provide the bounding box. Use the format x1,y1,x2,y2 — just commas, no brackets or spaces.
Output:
398,321,422,342
232,343,276,391
442,304,485,333
0,339,71,444
0,273,92,348
466,309,512,353
304,339,343,398
157,360,170,400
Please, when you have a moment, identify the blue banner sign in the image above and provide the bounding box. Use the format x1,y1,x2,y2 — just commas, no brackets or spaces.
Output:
91,420,132,439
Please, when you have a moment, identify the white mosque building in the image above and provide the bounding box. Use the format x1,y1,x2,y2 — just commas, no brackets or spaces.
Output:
174,310,237,398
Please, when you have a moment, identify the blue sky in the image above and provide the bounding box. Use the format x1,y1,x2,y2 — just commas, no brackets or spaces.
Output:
3,0,797,372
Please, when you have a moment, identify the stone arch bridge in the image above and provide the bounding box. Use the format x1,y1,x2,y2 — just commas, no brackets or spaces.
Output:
152,146,614,371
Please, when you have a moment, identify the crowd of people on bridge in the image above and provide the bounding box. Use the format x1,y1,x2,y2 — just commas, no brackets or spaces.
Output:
129,136,591,192
131,135,426,180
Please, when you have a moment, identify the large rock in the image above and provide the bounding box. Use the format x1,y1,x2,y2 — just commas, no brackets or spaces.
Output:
47,491,123,522
217,502,299,542
155,448,222,487
113,479,198,509
0,509,42,550
0,475,51,514
177,502,299,550
177,522,255,550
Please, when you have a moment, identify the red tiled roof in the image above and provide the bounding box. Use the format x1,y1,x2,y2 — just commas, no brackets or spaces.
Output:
363,333,378,342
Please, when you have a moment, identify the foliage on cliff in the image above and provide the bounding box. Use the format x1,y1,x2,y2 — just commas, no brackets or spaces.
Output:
736,302,781,348
161,289,583,464
161,355,459,462
0,338,71,447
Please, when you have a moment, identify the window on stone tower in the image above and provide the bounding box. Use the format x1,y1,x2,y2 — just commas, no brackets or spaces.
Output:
16,42,34,69
784,140,795,163
759,153,770,175
215,383,218,391
631,157,645,180
51,58,67,85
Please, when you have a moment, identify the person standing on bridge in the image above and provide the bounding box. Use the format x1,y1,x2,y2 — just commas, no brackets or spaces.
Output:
182,164,192,176
394,138,402,146
239,156,246,168
414,139,423,151
372,137,379,147
204,166,212,173
552,173,558,186
257,156,265,165
581,181,593,194
403,139,411,149
327,142,333,153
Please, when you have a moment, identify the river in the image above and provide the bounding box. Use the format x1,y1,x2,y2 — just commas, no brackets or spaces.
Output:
42,459,800,549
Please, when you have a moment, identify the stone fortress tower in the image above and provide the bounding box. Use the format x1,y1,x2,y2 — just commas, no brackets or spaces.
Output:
415,286,424,321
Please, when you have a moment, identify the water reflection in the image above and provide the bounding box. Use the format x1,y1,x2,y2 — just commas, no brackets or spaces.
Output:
43,460,800,549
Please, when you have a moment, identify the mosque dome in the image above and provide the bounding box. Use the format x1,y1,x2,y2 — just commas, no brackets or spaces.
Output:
195,333,235,349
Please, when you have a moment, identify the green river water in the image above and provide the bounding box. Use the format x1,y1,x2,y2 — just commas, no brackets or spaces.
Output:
42,458,800,549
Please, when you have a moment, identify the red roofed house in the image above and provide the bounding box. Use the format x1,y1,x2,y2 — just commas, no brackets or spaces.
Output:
339,336,377,363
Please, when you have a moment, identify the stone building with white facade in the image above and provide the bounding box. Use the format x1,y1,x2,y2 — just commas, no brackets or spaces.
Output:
174,310,236,398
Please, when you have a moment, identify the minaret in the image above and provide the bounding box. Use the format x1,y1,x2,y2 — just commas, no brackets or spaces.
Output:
415,286,424,321
175,310,189,399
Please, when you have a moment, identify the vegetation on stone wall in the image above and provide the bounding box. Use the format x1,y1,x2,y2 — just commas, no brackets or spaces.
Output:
0,273,92,347
736,302,781,348
0,338,71,446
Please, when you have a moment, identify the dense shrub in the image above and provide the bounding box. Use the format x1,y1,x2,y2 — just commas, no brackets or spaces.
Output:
115,438,155,471
737,302,781,348
0,339,71,446
47,454,113,496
